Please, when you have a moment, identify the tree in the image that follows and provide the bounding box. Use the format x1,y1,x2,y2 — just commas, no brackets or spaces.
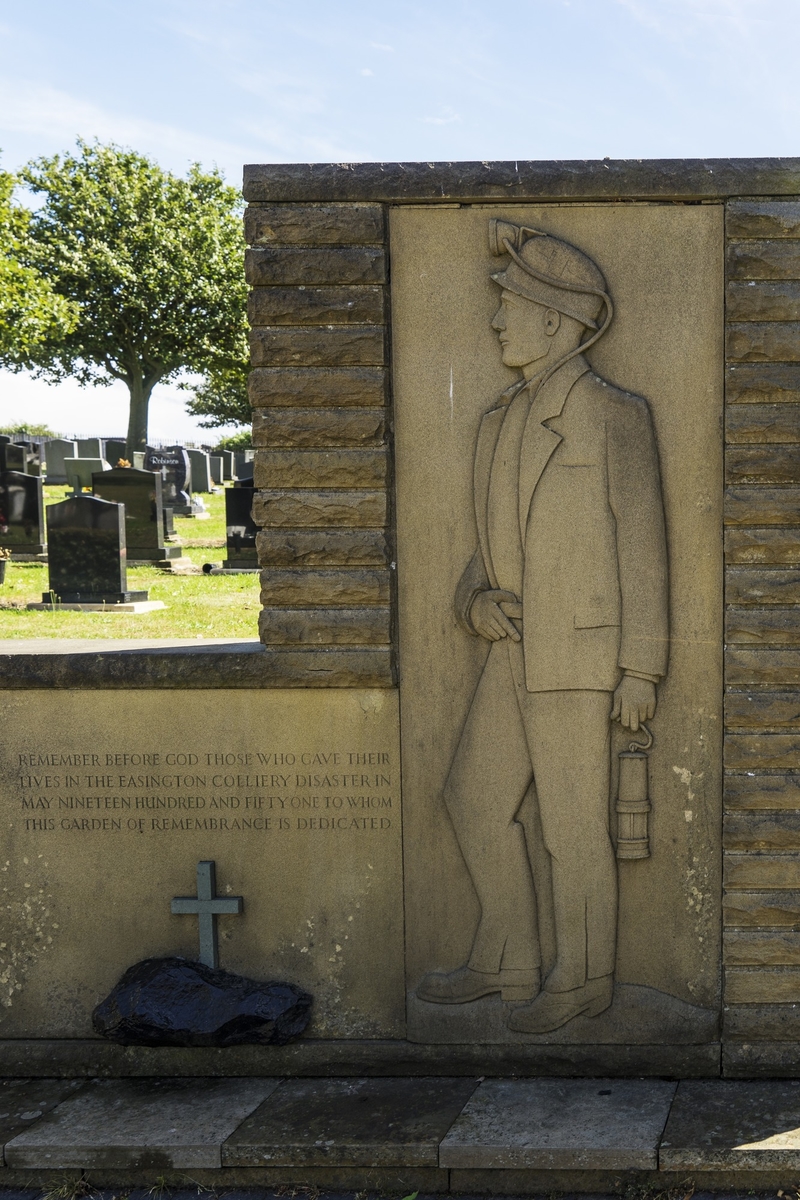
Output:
5,141,248,456
0,162,77,359
183,358,250,429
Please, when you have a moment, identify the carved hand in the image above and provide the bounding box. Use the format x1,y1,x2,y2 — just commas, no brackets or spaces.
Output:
611,675,657,732
469,590,522,643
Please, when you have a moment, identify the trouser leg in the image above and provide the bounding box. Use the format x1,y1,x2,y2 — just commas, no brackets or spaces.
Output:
443,641,540,973
513,673,617,992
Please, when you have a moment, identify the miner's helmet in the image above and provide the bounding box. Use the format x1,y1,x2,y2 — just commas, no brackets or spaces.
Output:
489,219,611,334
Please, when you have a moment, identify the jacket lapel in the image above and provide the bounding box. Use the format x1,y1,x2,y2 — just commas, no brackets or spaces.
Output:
518,355,590,539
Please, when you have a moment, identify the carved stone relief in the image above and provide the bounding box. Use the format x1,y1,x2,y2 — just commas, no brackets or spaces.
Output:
391,204,724,1045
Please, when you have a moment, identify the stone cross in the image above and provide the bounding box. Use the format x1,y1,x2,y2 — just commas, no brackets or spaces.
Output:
170,860,243,969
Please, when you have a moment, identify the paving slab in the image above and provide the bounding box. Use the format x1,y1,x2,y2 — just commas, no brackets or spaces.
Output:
439,1078,677,1170
660,1079,800,1171
5,1077,278,1170
222,1076,478,1167
0,1079,84,1167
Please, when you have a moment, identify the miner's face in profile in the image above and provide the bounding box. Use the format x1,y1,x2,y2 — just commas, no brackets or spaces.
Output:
491,290,562,369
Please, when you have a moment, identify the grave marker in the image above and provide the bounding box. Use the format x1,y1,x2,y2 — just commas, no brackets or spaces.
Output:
0,471,45,557
92,466,183,566
145,446,192,515
171,861,244,969
44,493,146,604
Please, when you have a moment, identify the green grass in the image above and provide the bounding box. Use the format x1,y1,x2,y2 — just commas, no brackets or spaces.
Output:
0,484,262,640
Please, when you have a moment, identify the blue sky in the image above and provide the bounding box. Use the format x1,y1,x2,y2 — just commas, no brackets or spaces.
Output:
1,0,799,441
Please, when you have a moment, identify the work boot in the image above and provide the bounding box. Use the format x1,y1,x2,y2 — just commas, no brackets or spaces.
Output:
416,965,540,1004
505,974,613,1033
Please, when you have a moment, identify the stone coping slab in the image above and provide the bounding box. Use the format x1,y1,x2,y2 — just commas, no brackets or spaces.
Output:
243,157,800,203
0,1079,84,1168
439,1078,677,1170
4,1077,278,1170
660,1079,800,1171
222,1076,478,1168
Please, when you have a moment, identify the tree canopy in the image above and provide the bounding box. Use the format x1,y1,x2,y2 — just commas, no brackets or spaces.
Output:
183,359,250,429
0,162,77,359
4,141,248,455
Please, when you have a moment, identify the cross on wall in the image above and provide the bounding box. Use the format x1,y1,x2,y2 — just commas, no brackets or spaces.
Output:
171,860,243,968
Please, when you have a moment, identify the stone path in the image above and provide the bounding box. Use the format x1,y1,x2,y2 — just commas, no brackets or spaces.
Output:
4,1076,800,1190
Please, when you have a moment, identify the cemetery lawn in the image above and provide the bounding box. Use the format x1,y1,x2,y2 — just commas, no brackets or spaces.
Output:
0,485,262,640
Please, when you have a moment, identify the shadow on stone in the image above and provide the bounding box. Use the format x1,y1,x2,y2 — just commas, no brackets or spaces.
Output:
92,956,312,1047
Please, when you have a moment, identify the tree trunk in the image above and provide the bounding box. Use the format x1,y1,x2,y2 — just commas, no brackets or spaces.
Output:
125,371,156,459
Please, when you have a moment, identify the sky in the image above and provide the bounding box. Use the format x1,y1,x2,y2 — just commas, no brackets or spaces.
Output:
1,0,800,441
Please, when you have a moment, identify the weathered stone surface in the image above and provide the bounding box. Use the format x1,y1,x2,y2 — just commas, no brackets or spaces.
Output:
726,609,800,646
253,406,387,448
725,486,800,525
726,445,800,483
725,733,800,770
259,606,390,646
250,326,385,368
724,1042,800,1076
724,812,800,852
727,281,800,322
727,322,800,363
725,772,800,810
249,366,387,407
728,240,800,280
727,566,800,603
0,1079,84,1165
725,856,800,890
725,690,800,731
724,890,800,927
726,526,800,564
222,1077,477,1167
727,648,800,685
4,1077,277,1170
92,957,312,1047
260,567,391,606
724,930,800,965
245,202,385,245
249,286,385,326
243,158,800,204
257,529,390,567
727,362,800,403
726,968,800,1005
725,1002,800,1039
660,1079,800,1170
253,488,387,528
438,1079,676,1170
727,201,800,239
254,449,387,488
0,689,404,1037
246,246,385,287
257,646,394,686
726,403,800,443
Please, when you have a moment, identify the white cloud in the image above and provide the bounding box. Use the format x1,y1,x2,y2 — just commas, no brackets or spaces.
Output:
369,41,394,51
360,68,374,76
0,79,251,178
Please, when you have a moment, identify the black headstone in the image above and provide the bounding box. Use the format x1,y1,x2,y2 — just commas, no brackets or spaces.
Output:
224,477,258,568
92,467,167,559
0,472,45,555
45,494,146,604
144,447,192,515
0,444,26,473
163,506,175,539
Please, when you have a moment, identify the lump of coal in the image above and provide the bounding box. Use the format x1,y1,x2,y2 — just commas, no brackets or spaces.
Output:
92,956,312,1046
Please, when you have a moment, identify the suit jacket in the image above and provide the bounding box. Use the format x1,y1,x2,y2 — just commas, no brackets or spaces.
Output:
455,355,669,692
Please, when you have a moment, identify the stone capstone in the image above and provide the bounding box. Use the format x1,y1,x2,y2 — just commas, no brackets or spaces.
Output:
92,957,312,1047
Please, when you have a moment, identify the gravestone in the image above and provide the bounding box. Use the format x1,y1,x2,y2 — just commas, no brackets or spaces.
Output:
224,477,258,569
187,449,213,493
234,449,255,479
45,494,146,604
44,438,78,484
14,440,42,476
219,449,234,480
209,455,223,486
78,437,103,459
0,442,26,473
163,506,176,540
92,467,183,565
104,439,128,467
66,458,111,493
145,446,192,515
0,471,45,557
